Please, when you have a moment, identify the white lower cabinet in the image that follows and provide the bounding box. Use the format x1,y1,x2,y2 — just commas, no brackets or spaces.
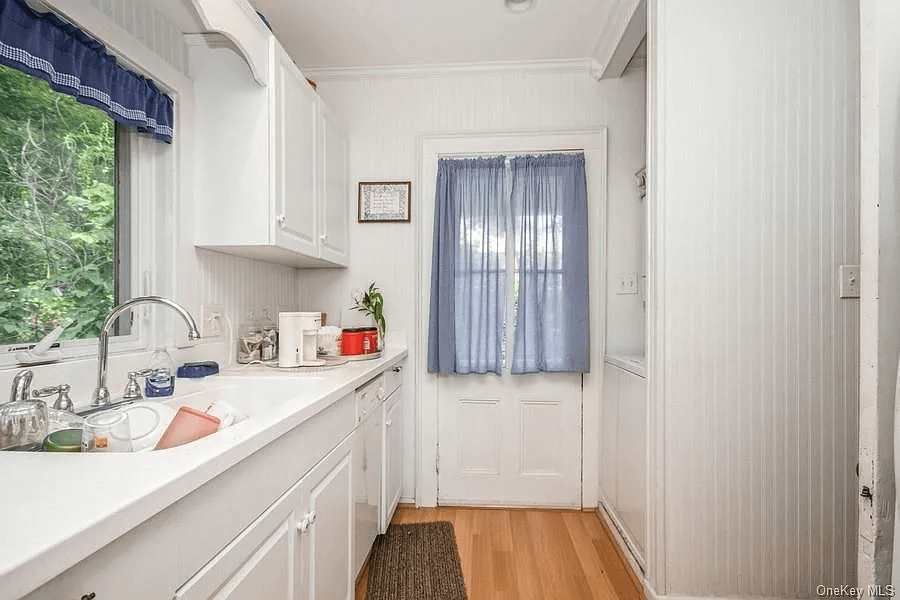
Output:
381,390,403,532
18,360,406,600
175,434,354,600
296,435,354,600
175,485,300,600
599,361,648,564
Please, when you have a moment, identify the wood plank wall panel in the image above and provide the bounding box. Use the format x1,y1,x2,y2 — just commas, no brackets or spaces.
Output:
654,0,859,595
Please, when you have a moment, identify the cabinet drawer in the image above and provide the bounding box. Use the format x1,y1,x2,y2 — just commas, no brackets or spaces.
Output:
383,364,403,398
355,374,384,423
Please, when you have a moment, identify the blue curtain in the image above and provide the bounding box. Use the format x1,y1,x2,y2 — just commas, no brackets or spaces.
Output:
510,154,589,373
428,157,508,374
0,0,175,142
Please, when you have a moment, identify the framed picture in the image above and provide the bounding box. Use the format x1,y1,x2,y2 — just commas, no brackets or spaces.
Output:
358,181,411,223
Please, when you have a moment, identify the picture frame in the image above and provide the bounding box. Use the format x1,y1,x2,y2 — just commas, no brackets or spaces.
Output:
358,181,411,223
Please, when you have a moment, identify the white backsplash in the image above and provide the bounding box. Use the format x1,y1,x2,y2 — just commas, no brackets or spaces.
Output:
195,248,301,343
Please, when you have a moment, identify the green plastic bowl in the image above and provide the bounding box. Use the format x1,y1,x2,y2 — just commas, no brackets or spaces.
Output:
43,428,83,452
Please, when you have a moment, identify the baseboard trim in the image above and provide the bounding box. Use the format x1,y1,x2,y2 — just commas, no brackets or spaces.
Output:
596,502,646,573
593,507,646,596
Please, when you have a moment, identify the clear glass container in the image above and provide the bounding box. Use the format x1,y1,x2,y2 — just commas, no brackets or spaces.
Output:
0,398,48,451
237,311,263,364
82,409,133,452
259,309,278,362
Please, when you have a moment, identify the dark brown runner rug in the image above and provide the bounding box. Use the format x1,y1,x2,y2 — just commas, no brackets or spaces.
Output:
365,521,468,600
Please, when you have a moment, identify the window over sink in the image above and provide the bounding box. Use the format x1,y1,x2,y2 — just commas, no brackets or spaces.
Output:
0,62,132,349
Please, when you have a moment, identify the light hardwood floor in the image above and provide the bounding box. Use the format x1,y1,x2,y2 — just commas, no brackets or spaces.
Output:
356,506,645,600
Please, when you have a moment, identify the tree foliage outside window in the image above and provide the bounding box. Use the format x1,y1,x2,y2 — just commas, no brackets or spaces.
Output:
0,63,119,345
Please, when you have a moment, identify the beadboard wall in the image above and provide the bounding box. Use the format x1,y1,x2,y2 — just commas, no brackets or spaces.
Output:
298,65,647,502
88,0,189,76
649,0,859,596
195,249,301,356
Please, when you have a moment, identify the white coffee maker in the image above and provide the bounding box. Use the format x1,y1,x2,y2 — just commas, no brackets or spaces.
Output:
278,312,321,367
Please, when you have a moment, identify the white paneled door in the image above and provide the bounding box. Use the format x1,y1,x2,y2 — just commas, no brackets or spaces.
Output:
437,372,582,507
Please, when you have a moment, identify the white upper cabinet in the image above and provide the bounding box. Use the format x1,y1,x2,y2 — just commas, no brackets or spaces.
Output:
272,43,319,258
318,103,350,266
187,16,348,268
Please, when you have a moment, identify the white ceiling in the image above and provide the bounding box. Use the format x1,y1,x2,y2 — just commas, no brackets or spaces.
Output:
248,0,615,70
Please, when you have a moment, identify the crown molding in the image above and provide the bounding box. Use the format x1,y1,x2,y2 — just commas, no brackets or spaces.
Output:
303,58,595,82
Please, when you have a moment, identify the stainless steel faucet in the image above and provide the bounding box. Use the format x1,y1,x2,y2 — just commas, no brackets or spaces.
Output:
9,370,33,404
91,296,201,406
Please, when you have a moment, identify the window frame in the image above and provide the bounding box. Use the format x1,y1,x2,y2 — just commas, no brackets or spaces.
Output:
0,77,151,367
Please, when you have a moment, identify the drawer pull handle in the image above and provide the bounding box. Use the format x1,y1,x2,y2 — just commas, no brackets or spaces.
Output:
81,594,96,600
392,366,401,373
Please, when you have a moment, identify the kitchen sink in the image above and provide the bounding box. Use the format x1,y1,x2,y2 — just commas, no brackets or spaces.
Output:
166,375,327,418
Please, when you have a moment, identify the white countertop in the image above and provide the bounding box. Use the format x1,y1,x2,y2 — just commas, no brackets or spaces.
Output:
0,347,407,600
604,353,646,378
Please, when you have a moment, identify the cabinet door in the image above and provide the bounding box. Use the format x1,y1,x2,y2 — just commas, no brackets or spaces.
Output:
296,435,354,600
318,105,349,266
175,483,300,600
273,43,318,256
382,391,403,532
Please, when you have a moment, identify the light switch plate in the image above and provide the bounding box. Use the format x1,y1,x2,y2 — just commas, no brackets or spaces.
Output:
839,265,860,298
200,304,225,338
616,273,639,295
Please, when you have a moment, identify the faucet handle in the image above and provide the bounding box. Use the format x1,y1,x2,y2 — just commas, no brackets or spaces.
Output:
33,384,74,412
123,369,154,402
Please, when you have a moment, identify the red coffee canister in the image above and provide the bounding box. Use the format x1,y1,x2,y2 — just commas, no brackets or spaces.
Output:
362,328,379,354
341,329,363,355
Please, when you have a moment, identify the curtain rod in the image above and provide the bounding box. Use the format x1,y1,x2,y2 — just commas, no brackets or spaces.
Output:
436,149,585,159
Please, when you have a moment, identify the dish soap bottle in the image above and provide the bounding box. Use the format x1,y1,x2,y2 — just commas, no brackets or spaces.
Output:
146,347,176,397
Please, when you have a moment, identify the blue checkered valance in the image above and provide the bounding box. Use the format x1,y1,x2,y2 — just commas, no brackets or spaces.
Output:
0,0,174,143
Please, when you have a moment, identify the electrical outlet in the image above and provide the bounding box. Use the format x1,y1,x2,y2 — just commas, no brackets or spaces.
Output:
839,265,860,298
616,273,639,295
200,304,225,338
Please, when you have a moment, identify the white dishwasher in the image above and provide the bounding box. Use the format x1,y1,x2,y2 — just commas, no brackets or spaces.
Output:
352,374,384,577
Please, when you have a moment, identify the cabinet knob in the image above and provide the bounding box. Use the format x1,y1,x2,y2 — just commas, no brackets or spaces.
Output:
385,420,393,427
276,213,286,227
308,511,317,525
297,516,310,533
320,233,328,242
392,366,402,373
81,594,96,600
